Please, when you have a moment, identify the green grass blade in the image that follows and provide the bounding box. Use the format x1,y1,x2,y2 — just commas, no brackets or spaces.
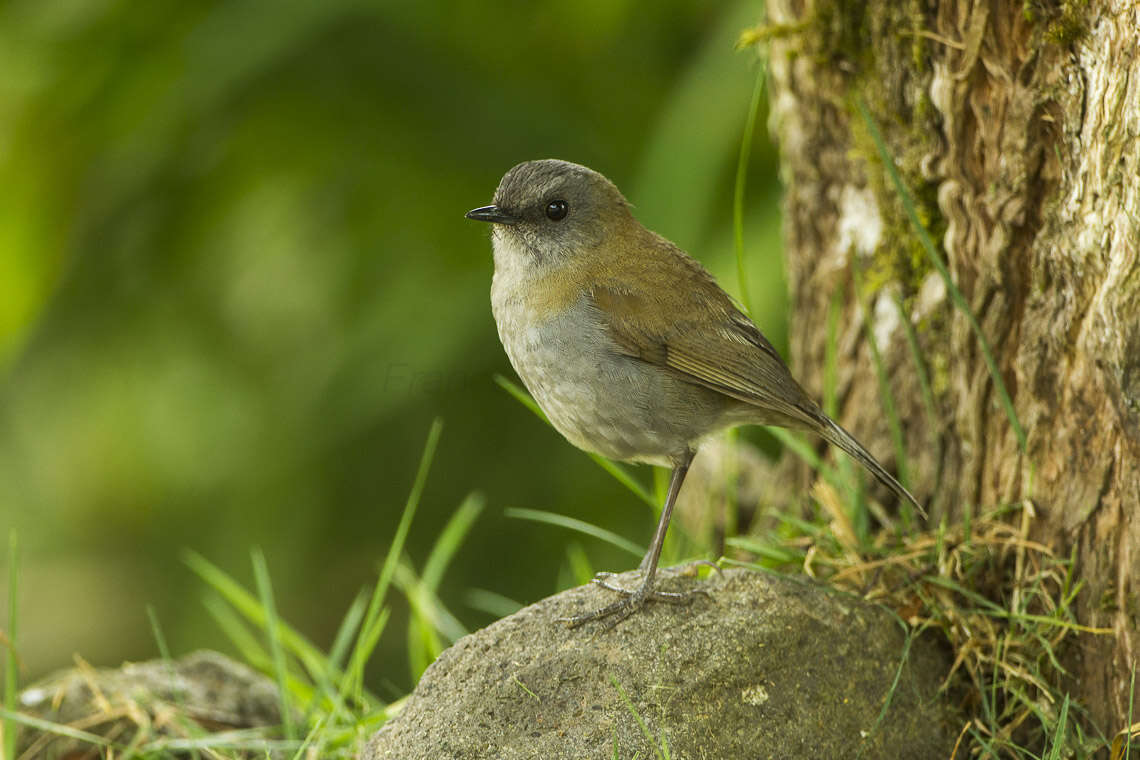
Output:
403,581,443,681
398,550,470,681
767,427,823,470
290,717,325,760
4,531,19,760
719,428,741,552
565,542,595,587
495,375,656,509
766,428,864,509
421,493,484,592
505,507,645,558
147,604,205,760
766,508,831,539
327,588,368,674
494,373,546,419
823,290,841,420
924,574,1111,633
345,417,443,704
200,587,322,716
609,674,665,760
891,291,939,436
140,729,299,754
202,593,271,667
251,548,297,741
338,607,389,705
823,288,868,534
308,588,368,723
146,604,172,663
464,588,523,619
853,267,909,491
0,707,111,749
855,94,1026,453
1126,663,1136,760
1045,693,1069,760
733,63,766,315
396,559,467,642
587,455,659,512
184,550,339,691
200,595,325,723
724,535,804,566
857,623,914,759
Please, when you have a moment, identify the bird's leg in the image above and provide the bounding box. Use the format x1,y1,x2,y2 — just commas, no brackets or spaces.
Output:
563,449,699,630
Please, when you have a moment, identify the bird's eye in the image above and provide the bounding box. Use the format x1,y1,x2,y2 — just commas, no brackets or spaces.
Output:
545,199,569,221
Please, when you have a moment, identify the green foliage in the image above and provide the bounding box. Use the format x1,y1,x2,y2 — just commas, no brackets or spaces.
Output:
505,508,644,559
4,532,19,760
0,0,784,691
733,64,766,316
610,673,671,760
1036,0,1091,46
252,547,297,741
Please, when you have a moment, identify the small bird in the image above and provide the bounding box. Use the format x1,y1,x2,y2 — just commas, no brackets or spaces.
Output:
467,159,923,627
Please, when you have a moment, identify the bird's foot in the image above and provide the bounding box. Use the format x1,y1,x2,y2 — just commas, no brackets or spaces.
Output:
559,571,704,631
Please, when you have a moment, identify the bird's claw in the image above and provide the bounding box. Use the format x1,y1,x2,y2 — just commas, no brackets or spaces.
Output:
559,571,706,631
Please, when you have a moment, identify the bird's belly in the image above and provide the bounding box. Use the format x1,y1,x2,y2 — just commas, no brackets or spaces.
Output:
494,299,725,464
515,340,673,463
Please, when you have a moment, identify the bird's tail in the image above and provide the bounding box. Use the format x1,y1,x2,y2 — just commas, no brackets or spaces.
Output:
815,416,926,519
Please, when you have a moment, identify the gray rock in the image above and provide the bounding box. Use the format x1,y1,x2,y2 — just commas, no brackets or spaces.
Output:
365,567,954,759
17,649,283,759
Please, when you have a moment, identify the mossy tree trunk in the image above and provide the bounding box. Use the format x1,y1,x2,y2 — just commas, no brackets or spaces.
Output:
765,0,1139,733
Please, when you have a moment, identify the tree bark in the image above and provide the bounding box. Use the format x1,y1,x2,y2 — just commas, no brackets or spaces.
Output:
765,0,1138,734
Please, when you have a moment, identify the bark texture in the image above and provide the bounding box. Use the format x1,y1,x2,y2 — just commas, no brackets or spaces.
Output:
765,0,1138,733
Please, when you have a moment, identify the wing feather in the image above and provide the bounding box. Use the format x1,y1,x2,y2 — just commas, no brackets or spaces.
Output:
588,253,819,426
582,235,924,514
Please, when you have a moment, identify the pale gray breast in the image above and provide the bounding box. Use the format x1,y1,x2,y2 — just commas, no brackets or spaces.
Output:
491,282,733,464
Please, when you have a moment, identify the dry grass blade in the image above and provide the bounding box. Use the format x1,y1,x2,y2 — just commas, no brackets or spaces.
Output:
738,499,1112,757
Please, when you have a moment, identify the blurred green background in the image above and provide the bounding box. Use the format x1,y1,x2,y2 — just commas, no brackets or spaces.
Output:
0,0,783,695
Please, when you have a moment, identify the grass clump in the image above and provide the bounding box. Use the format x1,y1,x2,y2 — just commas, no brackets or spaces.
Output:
1,419,470,759
729,491,1110,758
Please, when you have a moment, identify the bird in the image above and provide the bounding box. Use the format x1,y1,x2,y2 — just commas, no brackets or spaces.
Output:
466,159,923,628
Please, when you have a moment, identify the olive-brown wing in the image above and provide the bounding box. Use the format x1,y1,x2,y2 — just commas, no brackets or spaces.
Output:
590,283,818,426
